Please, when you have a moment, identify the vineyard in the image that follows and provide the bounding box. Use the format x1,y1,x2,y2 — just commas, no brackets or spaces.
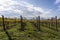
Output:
0,15,60,40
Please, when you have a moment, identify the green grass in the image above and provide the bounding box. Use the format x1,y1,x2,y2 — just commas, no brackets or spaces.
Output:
0,21,60,40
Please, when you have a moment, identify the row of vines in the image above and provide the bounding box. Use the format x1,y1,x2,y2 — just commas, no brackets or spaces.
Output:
0,15,60,40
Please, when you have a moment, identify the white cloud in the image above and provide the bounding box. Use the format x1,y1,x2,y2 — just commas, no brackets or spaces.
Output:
55,0,60,4
14,9,23,14
58,6,60,10
0,0,52,18
55,0,60,11
0,0,23,15
19,1,52,18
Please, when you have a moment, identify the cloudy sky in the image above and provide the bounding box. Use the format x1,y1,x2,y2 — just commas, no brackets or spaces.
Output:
0,0,60,18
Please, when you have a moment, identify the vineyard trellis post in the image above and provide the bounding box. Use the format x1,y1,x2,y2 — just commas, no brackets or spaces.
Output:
2,15,12,40
48,19,51,29
36,16,41,31
55,16,58,31
51,17,53,27
20,15,25,31
14,18,16,25
38,16,41,31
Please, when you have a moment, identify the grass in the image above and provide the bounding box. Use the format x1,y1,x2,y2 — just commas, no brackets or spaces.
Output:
0,18,60,40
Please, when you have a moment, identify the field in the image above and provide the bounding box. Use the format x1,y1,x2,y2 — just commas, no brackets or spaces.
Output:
0,16,60,40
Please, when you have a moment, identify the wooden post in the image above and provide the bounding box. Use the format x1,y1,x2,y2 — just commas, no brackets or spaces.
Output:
2,15,12,40
14,18,16,25
20,15,25,31
38,16,41,31
37,16,41,31
48,19,51,29
55,16,58,31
